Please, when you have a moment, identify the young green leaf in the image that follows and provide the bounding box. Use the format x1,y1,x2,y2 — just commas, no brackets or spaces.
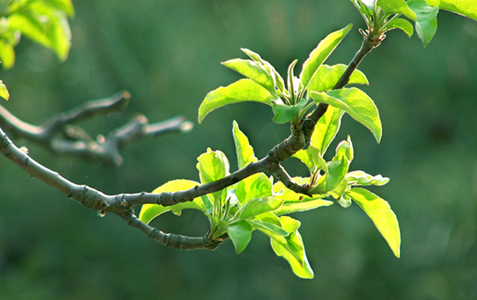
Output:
377,0,417,21
299,24,353,92
198,78,272,123
271,98,308,124
235,173,273,205
408,0,439,46
0,80,10,101
241,48,286,93
232,121,258,169
385,18,414,37
430,0,477,21
228,220,253,253
233,197,283,221
270,216,314,279
310,105,345,156
138,180,206,224
325,156,350,193
311,88,382,143
273,199,333,216
0,40,15,69
334,136,354,163
197,148,230,206
222,58,276,95
308,64,369,93
346,171,390,186
347,188,401,257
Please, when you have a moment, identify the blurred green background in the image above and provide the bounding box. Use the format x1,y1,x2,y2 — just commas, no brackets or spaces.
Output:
1,0,477,299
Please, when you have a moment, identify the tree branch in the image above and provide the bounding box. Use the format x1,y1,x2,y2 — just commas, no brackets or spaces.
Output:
0,91,193,167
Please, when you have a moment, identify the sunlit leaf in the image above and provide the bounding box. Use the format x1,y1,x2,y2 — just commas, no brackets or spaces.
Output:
428,0,477,21
378,0,417,20
235,173,273,205
310,105,345,156
0,40,15,69
232,121,258,169
0,80,9,101
347,188,401,257
311,88,382,143
228,220,253,253
273,199,333,216
198,79,272,123
233,197,283,221
408,0,439,46
197,148,230,205
138,180,205,224
346,171,390,186
385,18,414,37
270,216,314,279
334,136,354,162
222,58,276,95
299,24,353,91
308,64,369,93
241,48,286,93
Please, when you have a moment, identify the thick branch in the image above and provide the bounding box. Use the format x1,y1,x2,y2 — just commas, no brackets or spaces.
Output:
0,91,193,167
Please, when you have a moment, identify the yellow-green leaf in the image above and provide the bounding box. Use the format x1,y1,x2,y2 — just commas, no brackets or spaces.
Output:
347,188,401,257
138,179,205,224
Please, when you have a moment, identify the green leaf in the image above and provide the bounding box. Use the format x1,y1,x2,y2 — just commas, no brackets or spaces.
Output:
308,64,369,93
222,58,276,95
232,120,258,169
311,87,382,143
270,216,314,279
326,155,349,192
197,148,230,184
346,171,390,186
385,18,414,37
377,0,417,20
227,220,253,253
273,199,333,216
347,188,401,257
247,219,289,239
49,0,75,17
334,136,354,162
273,177,316,202
299,24,353,91
310,105,345,156
235,173,273,205
198,78,272,124
0,80,9,101
8,2,71,61
138,180,206,224
0,40,15,69
197,148,230,206
408,0,439,46
271,98,308,124
233,197,283,221
241,48,286,93
431,0,477,21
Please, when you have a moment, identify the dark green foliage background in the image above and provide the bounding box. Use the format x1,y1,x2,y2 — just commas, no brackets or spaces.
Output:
1,0,477,299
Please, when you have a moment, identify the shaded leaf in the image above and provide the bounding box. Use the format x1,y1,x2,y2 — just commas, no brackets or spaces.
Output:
271,98,308,124
228,220,253,253
198,78,272,123
408,0,439,46
311,88,382,143
347,188,401,257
